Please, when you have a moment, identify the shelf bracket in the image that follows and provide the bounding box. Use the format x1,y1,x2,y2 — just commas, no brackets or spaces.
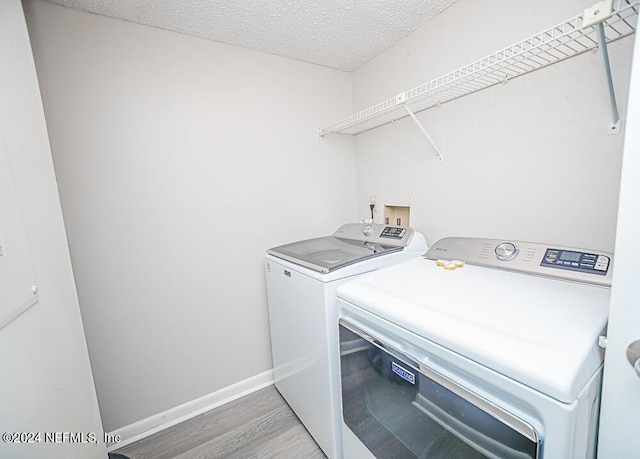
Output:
585,1,621,134
596,23,621,134
403,104,444,161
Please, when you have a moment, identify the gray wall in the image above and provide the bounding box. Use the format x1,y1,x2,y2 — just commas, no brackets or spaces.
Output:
351,0,633,252
24,0,356,433
0,1,105,457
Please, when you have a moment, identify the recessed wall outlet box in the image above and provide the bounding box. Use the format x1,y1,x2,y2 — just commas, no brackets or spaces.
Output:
384,205,411,227
583,0,613,28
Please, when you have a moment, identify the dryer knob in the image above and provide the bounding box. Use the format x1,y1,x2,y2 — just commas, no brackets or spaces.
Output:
495,242,519,261
362,224,373,236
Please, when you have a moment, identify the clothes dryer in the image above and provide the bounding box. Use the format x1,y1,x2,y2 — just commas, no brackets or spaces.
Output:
336,237,612,458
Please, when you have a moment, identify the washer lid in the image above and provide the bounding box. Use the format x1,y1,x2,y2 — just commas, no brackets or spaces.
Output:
266,223,423,274
267,236,402,273
336,257,611,403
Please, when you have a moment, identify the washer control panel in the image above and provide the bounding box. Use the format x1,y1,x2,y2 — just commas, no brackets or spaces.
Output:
425,237,614,287
332,223,415,247
380,226,407,239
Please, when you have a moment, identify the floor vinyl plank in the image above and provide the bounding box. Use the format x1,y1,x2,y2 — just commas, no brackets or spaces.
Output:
172,404,298,458
115,385,327,459
251,424,327,459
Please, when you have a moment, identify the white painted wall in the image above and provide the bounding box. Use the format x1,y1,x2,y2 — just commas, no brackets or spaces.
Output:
352,0,634,252
0,1,105,458
24,0,355,434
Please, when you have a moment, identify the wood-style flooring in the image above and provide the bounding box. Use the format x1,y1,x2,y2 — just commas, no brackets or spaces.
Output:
114,385,327,459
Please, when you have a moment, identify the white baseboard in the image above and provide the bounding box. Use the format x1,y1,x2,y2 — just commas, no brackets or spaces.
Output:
105,369,274,452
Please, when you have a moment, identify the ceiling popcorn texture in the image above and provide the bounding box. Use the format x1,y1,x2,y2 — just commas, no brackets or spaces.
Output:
46,0,459,71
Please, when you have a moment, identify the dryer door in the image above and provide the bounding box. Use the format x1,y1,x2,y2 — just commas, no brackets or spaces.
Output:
339,319,540,458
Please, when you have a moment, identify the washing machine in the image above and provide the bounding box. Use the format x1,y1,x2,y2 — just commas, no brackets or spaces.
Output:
265,223,428,459
336,237,613,458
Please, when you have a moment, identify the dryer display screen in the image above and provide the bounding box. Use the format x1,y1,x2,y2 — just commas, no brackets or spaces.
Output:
559,251,581,262
540,249,610,275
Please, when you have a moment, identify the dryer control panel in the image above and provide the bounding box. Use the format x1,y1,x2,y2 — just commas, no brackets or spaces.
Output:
425,237,613,287
540,248,610,275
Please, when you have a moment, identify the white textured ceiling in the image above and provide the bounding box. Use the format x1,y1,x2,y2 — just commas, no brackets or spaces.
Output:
46,0,458,71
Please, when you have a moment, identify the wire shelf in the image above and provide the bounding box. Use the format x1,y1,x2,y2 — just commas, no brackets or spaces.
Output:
319,0,638,137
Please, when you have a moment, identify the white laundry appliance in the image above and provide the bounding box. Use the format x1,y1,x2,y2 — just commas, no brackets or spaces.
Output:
336,237,613,459
265,223,428,459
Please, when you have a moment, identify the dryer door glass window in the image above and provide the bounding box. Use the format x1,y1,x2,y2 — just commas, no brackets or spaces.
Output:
339,320,539,459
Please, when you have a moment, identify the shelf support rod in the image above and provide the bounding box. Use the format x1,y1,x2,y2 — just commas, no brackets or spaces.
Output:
403,104,443,161
596,22,621,134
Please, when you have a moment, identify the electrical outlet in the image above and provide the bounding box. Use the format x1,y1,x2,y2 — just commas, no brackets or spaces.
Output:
369,195,376,204
583,0,613,28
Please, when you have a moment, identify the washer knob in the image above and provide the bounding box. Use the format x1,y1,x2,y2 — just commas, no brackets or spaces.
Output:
362,224,373,236
495,242,519,261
